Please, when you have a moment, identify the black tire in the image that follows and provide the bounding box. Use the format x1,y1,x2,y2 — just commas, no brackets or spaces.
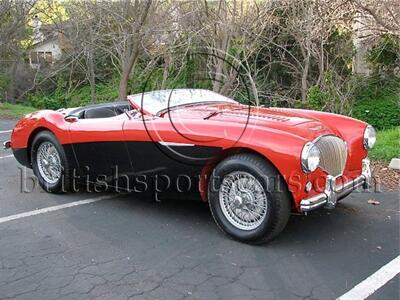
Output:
208,153,291,244
31,130,72,193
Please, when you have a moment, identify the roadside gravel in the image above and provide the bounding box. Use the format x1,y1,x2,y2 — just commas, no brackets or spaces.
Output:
371,160,400,192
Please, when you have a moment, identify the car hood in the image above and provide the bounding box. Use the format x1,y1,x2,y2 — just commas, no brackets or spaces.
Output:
166,103,339,141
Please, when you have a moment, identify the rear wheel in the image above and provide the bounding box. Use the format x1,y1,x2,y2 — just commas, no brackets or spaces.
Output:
208,153,291,244
31,131,71,193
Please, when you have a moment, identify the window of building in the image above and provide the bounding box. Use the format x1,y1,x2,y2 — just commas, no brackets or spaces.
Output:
30,51,53,64
45,52,52,63
30,51,39,64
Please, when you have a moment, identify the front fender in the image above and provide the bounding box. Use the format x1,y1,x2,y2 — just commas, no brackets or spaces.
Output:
192,121,309,208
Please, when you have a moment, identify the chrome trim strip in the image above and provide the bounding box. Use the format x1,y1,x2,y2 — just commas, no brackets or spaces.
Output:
158,142,195,147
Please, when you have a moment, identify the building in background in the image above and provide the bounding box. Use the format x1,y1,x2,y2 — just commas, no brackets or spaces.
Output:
29,16,69,68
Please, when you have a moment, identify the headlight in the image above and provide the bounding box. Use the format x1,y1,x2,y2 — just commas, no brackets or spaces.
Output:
301,142,320,173
363,125,376,149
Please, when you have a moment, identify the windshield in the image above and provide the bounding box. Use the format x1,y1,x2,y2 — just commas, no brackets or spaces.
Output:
128,89,237,115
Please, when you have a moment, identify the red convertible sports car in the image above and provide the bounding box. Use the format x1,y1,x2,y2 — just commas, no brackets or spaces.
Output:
5,89,375,243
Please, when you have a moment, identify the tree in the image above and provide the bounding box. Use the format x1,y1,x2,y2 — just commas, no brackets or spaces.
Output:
351,0,400,36
0,0,36,101
92,0,158,100
189,0,273,103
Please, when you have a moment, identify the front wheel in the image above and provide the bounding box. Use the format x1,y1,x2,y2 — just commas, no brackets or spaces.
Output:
208,153,291,244
31,131,71,193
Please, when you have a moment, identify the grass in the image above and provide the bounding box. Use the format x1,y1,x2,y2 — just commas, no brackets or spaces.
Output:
0,102,37,119
370,127,400,162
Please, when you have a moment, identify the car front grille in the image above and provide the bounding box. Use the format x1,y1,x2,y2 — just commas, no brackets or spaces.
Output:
315,135,347,177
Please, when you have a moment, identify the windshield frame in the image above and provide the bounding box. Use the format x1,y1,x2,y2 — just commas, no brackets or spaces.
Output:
127,89,237,116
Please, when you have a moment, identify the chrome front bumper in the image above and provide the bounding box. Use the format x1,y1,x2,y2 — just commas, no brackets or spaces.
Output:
300,158,372,212
3,140,11,150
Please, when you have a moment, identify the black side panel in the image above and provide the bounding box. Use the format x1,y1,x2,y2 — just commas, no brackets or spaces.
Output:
125,141,222,195
70,142,132,180
13,148,29,167
68,141,222,193
126,141,222,176
62,144,80,175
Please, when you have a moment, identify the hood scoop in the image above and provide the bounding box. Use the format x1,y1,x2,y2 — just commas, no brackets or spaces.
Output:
211,108,311,126
223,110,291,122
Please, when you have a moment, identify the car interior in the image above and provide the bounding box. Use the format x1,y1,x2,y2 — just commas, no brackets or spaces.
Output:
68,102,131,119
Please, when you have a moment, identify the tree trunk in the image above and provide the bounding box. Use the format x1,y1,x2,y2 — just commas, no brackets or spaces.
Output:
8,61,17,103
301,53,310,102
118,47,139,101
212,33,231,93
117,0,153,100
88,28,96,104
317,39,324,86
161,54,170,89
212,0,230,93
118,68,130,100
212,60,224,93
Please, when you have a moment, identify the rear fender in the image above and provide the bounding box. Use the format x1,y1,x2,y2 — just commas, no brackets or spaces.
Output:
11,110,70,150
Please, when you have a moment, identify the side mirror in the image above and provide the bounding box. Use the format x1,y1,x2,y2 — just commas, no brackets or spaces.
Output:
65,115,79,123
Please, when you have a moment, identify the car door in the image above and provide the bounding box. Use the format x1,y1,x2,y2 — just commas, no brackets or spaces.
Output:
122,115,222,194
68,115,132,187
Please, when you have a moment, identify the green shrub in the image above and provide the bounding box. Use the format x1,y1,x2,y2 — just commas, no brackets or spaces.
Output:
67,84,119,107
96,84,119,102
352,77,400,129
28,92,66,110
353,97,399,129
304,72,355,115
28,82,119,109
306,85,324,110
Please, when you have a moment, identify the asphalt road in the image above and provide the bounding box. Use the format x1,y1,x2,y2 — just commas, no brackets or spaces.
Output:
0,118,399,300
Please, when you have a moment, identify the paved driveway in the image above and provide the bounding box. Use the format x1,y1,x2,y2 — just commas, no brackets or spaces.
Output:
0,119,399,300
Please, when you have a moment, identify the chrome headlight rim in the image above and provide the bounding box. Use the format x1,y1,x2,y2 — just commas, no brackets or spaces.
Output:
301,142,321,173
363,125,376,149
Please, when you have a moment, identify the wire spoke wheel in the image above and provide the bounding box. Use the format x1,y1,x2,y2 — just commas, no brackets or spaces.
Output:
36,141,62,185
219,171,268,230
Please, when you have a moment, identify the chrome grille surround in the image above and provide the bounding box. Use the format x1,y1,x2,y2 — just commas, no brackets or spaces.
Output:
314,135,347,177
